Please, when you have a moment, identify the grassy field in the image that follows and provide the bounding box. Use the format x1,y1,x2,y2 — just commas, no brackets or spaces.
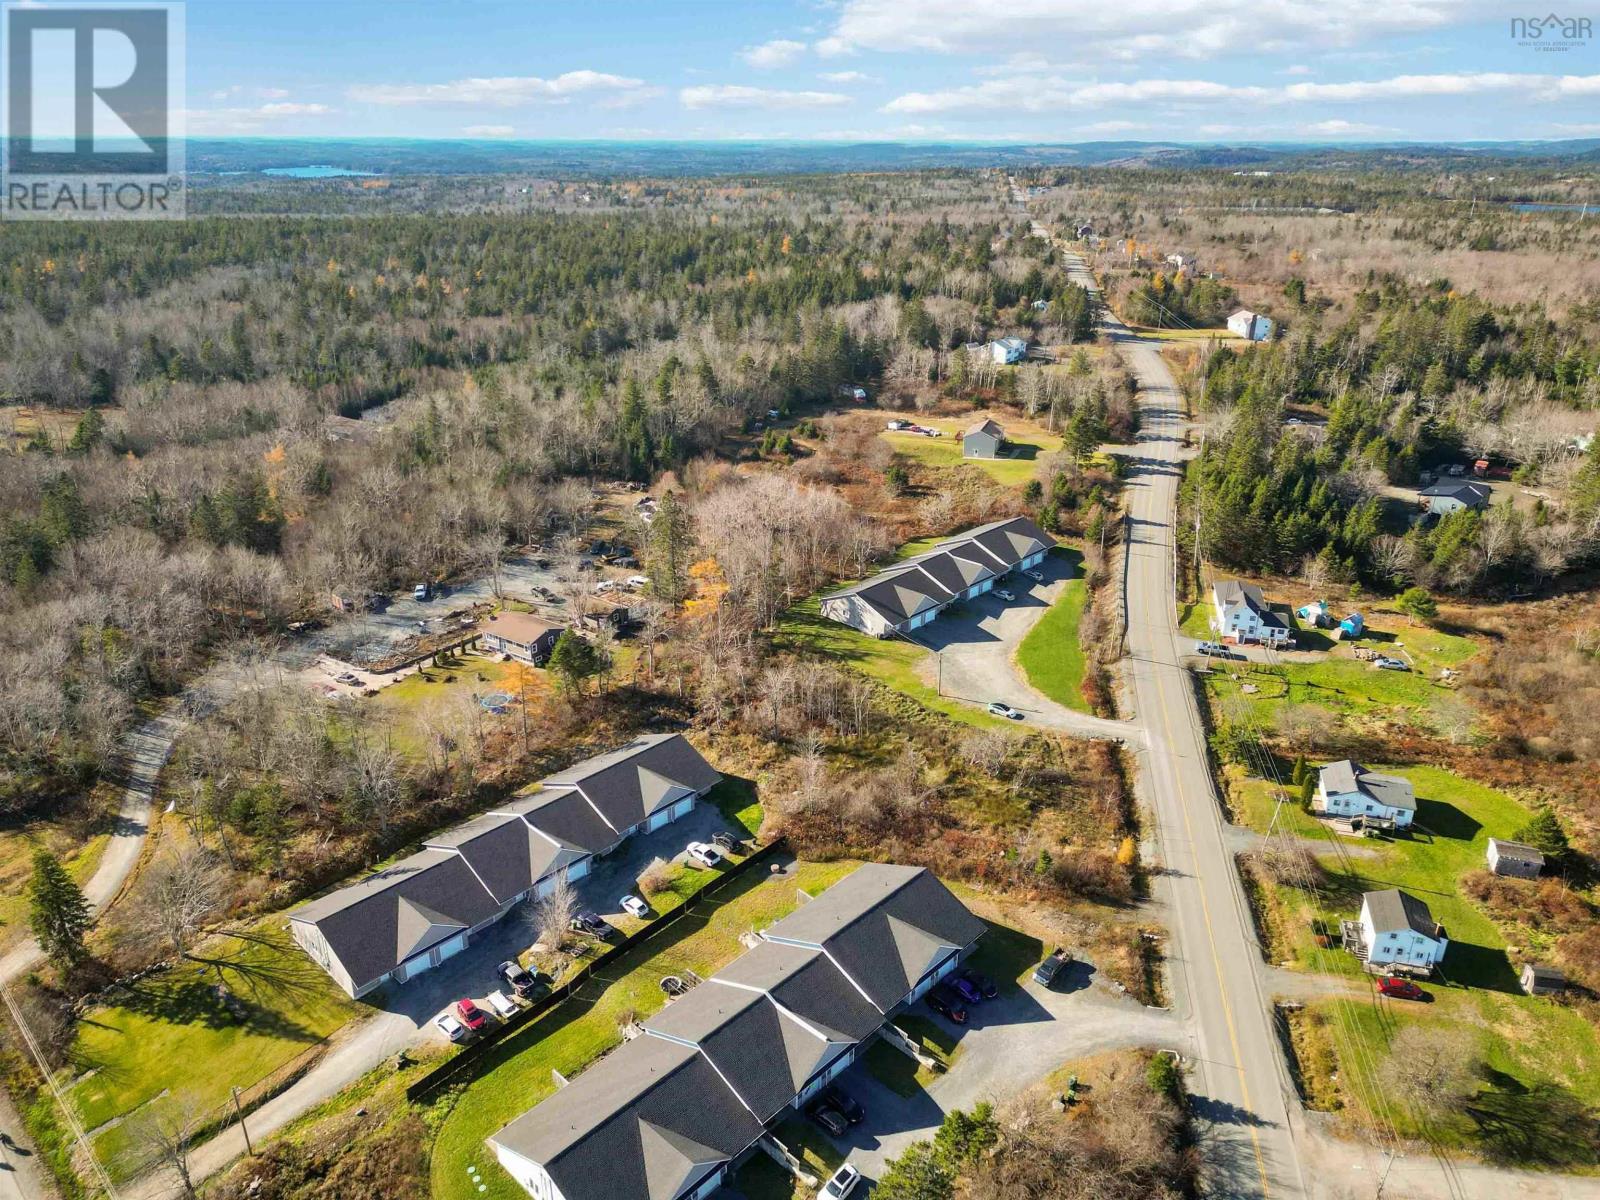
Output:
69,927,359,1179
1242,765,1600,1160
1015,547,1090,713
773,599,1013,731
428,859,859,1200
881,416,1064,488
369,649,546,758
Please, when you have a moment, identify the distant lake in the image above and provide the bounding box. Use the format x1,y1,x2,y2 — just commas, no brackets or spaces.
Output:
261,165,379,179
1509,202,1593,214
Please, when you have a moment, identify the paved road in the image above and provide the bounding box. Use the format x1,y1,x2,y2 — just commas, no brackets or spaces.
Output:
909,554,1145,745
828,971,1181,1182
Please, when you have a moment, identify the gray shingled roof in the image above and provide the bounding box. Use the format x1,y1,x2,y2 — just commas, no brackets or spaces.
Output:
964,418,1005,439
823,517,1054,630
644,983,841,1122
290,849,500,988
761,864,988,1012
426,811,584,905
1419,481,1492,506
712,941,884,1043
490,1034,763,1200
1364,888,1444,939
1213,578,1267,613
1319,761,1417,812
1489,838,1546,866
497,786,623,856
543,735,721,832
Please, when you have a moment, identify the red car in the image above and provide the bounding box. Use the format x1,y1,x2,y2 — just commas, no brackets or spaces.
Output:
455,998,488,1030
1376,977,1428,1002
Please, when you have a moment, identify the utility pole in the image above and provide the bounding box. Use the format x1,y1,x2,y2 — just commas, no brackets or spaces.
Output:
232,1086,255,1156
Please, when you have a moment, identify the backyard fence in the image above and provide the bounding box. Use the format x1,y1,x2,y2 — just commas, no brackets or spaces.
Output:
405,837,788,1104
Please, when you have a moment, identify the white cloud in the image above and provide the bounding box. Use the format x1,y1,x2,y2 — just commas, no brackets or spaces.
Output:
739,39,807,69
463,124,516,137
1280,64,1312,76
819,70,875,84
814,35,855,58
349,71,647,107
1079,120,1149,134
823,0,1497,62
884,71,1600,116
185,101,334,135
680,84,851,110
209,85,294,102
1301,119,1392,135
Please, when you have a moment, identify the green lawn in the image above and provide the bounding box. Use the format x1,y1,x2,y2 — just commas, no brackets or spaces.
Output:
69,927,359,1179
0,822,109,952
1244,765,1600,1161
429,859,858,1200
882,426,1063,488
773,599,1013,731
1016,548,1090,713
370,649,545,759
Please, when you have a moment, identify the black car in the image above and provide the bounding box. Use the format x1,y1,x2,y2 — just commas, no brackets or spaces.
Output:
960,968,999,999
927,983,968,1024
570,911,614,940
498,960,540,998
809,1104,849,1137
819,1085,863,1124
1033,947,1072,988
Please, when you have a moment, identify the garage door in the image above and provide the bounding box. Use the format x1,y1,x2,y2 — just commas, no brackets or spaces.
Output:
671,798,694,820
647,809,671,832
566,858,590,882
430,932,467,967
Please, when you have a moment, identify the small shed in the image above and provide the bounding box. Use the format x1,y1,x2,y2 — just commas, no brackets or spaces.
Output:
1338,612,1364,640
1297,599,1331,628
1487,838,1545,880
1521,963,1567,996
963,419,1006,460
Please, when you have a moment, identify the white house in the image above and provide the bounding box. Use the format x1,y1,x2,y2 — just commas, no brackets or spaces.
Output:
1358,889,1448,971
1211,579,1291,645
1316,761,1416,829
1418,481,1492,517
1227,309,1275,341
988,336,1028,364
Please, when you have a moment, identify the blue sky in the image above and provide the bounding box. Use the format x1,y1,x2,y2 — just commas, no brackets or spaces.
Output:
171,0,1600,141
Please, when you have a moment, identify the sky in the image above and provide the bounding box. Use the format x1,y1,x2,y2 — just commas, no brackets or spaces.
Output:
162,0,1600,142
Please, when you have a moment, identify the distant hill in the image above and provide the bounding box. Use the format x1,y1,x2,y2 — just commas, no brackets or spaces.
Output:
174,137,1600,179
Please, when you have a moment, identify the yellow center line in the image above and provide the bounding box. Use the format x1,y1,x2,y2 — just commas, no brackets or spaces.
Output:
1140,389,1274,1197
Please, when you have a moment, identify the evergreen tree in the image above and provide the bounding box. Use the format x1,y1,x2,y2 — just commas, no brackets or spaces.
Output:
646,492,694,607
1515,808,1568,859
29,850,92,968
548,631,603,694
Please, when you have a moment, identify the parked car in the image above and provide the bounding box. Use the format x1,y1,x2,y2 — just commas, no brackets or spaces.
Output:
620,894,650,919
949,974,985,1005
820,1085,863,1124
809,1104,850,1137
987,701,1023,720
454,998,488,1032
959,968,999,999
994,588,1016,602
821,1163,862,1199
927,982,969,1024
413,582,433,601
1025,569,1044,583
435,1012,468,1042
1195,641,1227,657
1033,947,1072,988
1375,657,1409,671
594,580,617,593
1377,976,1429,1002
626,575,649,589
498,960,540,998
486,990,519,1020
711,831,743,854
570,911,614,940
686,841,724,868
